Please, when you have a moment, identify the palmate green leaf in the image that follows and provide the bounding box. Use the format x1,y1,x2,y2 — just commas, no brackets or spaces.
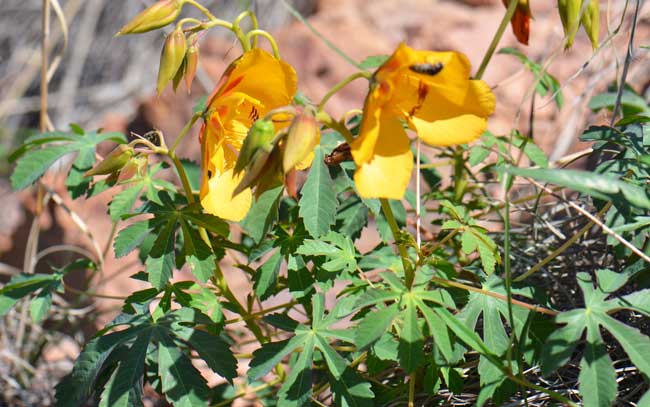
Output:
29,287,54,323
415,299,457,363
173,326,237,383
597,314,650,376
498,47,563,109
109,185,144,222
503,165,650,209
180,205,229,237
156,329,210,407
398,296,424,373
329,368,374,407
579,320,617,407
588,89,650,116
11,145,72,190
512,132,549,168
278,335,315,407
354,303,399,350
10,130,126,191
335,195,368,241
0,273,60,317
296,232,357,274
539,313,584,376
179,219,215,282
113,220,153,258
248,336,307,381
241,185,283,244
66,147,96,198
145,217,177,289
299,146,338,238
98,329,151,407
55,326,146,407
254,249,283,300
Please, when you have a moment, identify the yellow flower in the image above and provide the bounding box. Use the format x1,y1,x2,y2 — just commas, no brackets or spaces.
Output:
200,49,297,221
351,43,496,199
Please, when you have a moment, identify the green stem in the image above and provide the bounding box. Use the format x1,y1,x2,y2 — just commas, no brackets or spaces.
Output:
212,264,268,344
452,148,467,203
430,275,557,316
475,0,518,79
318,71,371,110
380,198,414,288
245,29,280,58
168,151,196,204
315,111,355,144
170,113,201,154
185,0,218,20
233,10,259,48
502,173,518,372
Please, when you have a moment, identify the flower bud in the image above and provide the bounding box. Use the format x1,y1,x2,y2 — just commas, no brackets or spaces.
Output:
581,0,600,49
558,0,581,48
117,0,184,35
184,39,200,93
157,27,187,95
117,155,148,182
502,0,532,45
234,119,276,175
84,144,134,177
282,110,320,173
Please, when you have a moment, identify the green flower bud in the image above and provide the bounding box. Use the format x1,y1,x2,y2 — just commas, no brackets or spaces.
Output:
282,110,320,173
84,144,134,177
117,0,184,35
558,0,582,48
157,27,187,95
581,0,600,49
184,40,200,93
234,119,276,176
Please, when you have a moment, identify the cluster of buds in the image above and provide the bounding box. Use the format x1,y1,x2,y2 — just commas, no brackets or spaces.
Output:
558,0,600,49
158,30,200,94
84,144,147,183
233,108,321,197
117,0,199,94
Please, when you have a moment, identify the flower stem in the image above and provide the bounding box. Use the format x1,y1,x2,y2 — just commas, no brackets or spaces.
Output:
430,275,557,316
185,0,218,20
380,198,414,288
234,10,259,48
212,264,269,344
168,151,196,204
170,113,202,154
318,71,371,110
315,111,355,144
475,0,518,80
245,29,280,58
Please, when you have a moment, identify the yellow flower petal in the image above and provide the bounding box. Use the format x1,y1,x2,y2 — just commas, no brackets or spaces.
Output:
407,79,496,146
200,169,252,221
211,49,297,110
353,113,413,199
199,49,298,220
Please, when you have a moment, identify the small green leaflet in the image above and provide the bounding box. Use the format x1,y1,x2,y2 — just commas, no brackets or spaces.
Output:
498,47,563,109
299,146,338,238
10,130,126,191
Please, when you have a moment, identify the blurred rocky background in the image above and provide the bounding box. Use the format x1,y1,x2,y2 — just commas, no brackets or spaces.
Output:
1,0,650,405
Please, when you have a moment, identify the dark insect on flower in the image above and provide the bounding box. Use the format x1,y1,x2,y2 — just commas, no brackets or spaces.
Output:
409,62,443,76
325,142,352,166
142,130,163,146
